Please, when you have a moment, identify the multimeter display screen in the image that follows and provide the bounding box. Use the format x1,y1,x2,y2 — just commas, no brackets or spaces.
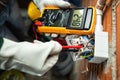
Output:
42,9,71,27
70,9,84,28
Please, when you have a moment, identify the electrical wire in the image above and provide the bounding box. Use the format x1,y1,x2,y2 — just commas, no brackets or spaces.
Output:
62,45,83,49
33,21,43,40
32,24,38,40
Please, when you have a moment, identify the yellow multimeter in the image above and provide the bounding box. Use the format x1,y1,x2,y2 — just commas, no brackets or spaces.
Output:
28,2,96,35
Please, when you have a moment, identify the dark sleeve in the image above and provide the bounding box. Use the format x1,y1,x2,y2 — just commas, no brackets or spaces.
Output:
0,38,4,49
0,0,9,11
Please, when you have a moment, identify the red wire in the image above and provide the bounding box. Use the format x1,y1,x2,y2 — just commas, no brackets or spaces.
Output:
32,25,38,40
62,45,83,49
32,21,43,40
34,21,43,26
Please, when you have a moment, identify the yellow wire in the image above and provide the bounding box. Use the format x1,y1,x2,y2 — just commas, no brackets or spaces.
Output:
80,52,93,58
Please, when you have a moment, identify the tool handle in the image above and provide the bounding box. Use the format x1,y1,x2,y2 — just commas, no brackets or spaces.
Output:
62,45,83,49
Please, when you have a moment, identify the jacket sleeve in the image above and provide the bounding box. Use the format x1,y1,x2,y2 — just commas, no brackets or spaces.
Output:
0,38,4,49
0,0,9,12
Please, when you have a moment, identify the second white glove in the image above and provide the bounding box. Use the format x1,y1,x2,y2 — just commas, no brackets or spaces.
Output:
33,0,71,11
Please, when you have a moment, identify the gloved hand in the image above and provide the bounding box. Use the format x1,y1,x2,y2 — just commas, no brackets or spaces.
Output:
33,0,71,11
0,38,62,76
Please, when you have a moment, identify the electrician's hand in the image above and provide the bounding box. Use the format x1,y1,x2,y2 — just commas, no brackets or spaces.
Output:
33,0,71,12
0,38,62,76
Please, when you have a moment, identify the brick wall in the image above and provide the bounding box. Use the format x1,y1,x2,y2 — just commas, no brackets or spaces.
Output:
116,1,120,80
78,0,116,80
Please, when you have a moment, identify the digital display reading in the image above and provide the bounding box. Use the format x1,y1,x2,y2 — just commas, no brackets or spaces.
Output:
70,9,84,28
42,9,71,27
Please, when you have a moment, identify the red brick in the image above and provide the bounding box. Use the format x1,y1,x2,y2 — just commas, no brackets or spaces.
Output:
116,3,120,80
103,6,112,42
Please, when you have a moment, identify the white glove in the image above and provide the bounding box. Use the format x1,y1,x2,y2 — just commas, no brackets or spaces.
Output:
0,38,62,76
33,0,71,11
